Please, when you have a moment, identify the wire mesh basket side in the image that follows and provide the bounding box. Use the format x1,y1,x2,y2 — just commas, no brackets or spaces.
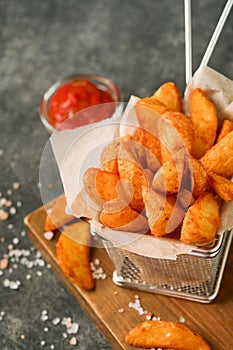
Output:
103,230,232,301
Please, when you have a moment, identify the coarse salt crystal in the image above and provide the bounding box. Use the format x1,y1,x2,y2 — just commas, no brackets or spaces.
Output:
43,327,49,332
179,316,185,323
3,279,10,287
27,261,33,269
41,315,48,322
0,149,4,156
52,317,60,326
9,207,16,215
40,340,46,346
118,308,124,313
9,281,19,290
43,231,54,240
25,274,31,280
36,251,42,258
17,201,22,208
50,345,55,349
146,312,154,320
67,323,79,334
12,237,19,245
7,189,12,196
0,198,7,206
7,224,14,229
36,259,45,267
94,258,100,265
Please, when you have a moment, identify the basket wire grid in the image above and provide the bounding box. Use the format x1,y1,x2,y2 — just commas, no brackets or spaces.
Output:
92,229,233,303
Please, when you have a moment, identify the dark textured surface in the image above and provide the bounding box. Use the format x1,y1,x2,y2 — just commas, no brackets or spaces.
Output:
0,0,232,349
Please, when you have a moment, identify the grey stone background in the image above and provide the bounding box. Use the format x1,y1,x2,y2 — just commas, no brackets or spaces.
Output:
0,0,232,349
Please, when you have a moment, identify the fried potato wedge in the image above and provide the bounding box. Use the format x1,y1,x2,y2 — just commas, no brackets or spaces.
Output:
142,187,177,236
95,169,120,201
100,198,149,232
152,81,183,112
159,112,193,165
216,119,233,142
190,88,218,159
100,135,132,174
191,157,208,198
56,221,94,290
162,111,194,154
118,139,149,212
177,188,195,209
180,192,220,245
152,160,177,194
135,97,168,131
83,168,120,206
125,320,211,350
83,168,103,207
152,149,188,194
133,127,161,171
137,97,168,116
208,173,233,202
100,138,120,174
200,130,233,178
45,194,74,231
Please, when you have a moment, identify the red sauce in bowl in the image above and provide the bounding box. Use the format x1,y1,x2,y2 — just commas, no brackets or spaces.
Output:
48,80,115,128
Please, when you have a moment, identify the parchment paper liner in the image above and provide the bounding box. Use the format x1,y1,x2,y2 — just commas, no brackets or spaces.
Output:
51,66,233,260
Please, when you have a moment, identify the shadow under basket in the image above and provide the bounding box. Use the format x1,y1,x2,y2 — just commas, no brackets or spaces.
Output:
91,229,233,303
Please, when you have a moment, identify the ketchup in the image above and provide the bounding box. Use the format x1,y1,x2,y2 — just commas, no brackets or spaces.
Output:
48,80,115,128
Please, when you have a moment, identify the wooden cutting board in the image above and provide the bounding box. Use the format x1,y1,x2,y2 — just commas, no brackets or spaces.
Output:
24,202,233,350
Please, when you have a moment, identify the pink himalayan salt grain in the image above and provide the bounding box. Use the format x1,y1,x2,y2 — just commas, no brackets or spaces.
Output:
13,182,20,190
69,337,77,346
0,258,8,270
0,209,9,221
43,231,54,240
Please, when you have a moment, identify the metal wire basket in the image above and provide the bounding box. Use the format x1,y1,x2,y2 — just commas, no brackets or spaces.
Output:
92,228,232,303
